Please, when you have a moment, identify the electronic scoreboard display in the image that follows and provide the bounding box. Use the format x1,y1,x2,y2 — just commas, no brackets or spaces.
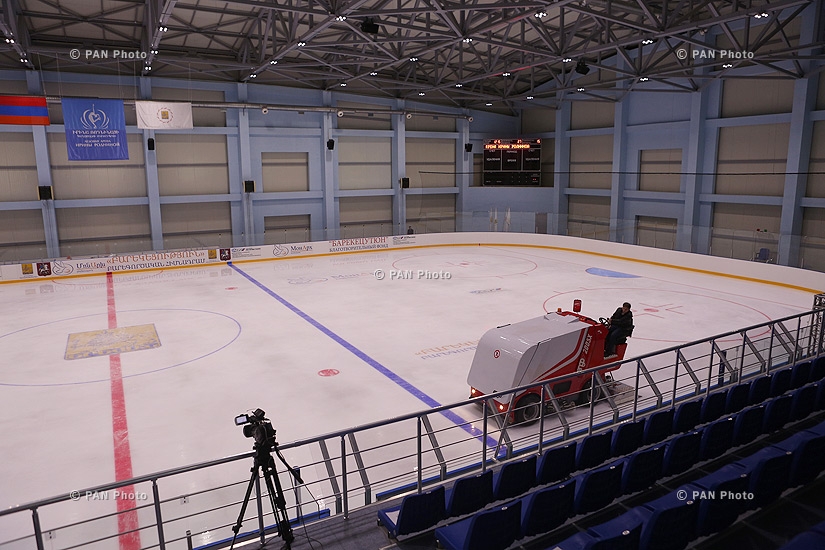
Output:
483,138,542,186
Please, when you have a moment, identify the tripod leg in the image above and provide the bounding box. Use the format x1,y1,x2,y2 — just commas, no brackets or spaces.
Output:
263,459,295,546
229,469,260,550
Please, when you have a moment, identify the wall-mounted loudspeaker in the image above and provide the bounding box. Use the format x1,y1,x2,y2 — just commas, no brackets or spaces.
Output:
327,139,335,150
147,138,155,151
38,186,53,200
244,180,255,193
464,143,473,153
400,177,410,188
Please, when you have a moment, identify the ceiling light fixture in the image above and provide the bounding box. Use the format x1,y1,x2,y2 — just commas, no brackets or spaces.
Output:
535,10,547,18
419,92,425,96
639,77,649,82
463,37,473,43
577,87,585,92
526,96,534,100
502,72,511,77
270,60,278,65
455,83,463,88
641,39,654,45
562,57,572,63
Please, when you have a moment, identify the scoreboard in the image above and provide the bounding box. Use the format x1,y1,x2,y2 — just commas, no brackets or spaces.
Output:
483,138,542,186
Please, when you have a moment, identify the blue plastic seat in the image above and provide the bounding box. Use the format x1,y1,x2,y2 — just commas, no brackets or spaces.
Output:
644,409,674,445
773,430,825,487
814,381,825,411
586,511,644,550
377,485,446,538
520,480,575,537
725,383,750,413
687,462,749,536
699,416,735,460
748,376,771,405
770,368,792,398
790,385,816,421
701,390,728,423
763,394,792,433
574,463,623,515
673,399,702,434
537,442,576,485
663,431,702,476
434,500,522,550
611,419,645,457
445,470,493,517
733,404,765,446
493,454,536,500
778,531,825,550
810,357,825,382
576,430,613,470
627,491,698,550
735,446,794,510
621,445,664,495
790,361,812,389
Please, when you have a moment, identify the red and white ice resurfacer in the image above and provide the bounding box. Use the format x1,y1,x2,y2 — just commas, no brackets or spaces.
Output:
467,305,630,424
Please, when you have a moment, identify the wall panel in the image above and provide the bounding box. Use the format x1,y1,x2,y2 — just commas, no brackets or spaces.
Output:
567,195,610,240
721,75,794,117
336,101,391,130
161,202,231,249
0,210,46,263
406,194,456,233
339,196,393,237
716,124,789,196
569,134,613,189
56,205,151,256
264,214,312,245
0,134,38,202
338,137,392,190
639,149,681,192
406,138,456,188
571,101,614,130
49,133,146,199
262,152,309,192
156,134,229,195
807,121,825,198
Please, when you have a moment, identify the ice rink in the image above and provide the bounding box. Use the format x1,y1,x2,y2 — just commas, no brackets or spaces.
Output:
0,242,819,546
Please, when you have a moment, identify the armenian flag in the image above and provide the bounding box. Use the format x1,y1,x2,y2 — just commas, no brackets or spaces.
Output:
0,95,50,125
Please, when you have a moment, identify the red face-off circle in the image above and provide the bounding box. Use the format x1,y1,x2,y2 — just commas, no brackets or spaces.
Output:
318,369,340,377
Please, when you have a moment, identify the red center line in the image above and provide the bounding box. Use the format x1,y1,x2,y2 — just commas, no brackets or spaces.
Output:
106,272,141,550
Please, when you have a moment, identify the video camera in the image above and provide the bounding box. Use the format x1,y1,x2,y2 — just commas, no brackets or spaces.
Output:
235,408,277,449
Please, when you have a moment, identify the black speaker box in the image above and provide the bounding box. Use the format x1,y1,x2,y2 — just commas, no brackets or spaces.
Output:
400,177,410,188
244,180,255,193
38,186,53,200
464,143,473,153
327,139,335,151
147,138,155,151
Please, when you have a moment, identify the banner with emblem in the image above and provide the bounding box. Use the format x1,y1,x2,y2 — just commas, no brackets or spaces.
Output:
135,101,194,130
62,98,129,160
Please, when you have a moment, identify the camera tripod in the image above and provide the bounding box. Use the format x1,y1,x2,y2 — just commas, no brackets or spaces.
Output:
229,441,303,550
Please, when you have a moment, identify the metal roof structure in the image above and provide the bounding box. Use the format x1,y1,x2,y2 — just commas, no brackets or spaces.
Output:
0,0,822,112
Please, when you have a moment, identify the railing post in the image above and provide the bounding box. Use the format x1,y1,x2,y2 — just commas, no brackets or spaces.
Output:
152,480,166,550
32,508,45,550
482,400,488,472
341,435,348,518
538,384,546,454
417,416,423,493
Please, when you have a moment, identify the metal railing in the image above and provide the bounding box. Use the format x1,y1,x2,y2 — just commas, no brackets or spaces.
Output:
1,303,824,550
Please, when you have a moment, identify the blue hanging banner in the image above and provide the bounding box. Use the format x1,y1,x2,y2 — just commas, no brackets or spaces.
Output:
62,98,129,161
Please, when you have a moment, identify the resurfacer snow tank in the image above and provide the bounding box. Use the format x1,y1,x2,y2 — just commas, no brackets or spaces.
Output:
467,308,632,424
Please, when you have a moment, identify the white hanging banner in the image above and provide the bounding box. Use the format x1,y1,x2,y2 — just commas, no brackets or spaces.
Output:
135,101,194,129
